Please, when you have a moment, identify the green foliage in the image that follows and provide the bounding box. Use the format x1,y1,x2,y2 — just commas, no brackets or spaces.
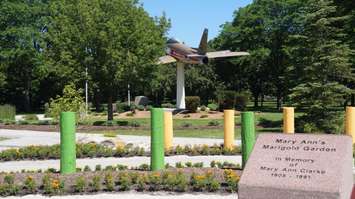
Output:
185,96,200,113
23,114,38,121
208,120,220,126
0,105,15,120
47,84,85,120
217,90,236,110
161,103,175,108
290,82,350,133
207,103,218,111
104,173,114,191
23,176,36,193
235,92,250,111
74,176,86,193
90,176,101,192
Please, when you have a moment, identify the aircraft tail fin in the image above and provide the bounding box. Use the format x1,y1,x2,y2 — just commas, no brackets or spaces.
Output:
198,28,208,54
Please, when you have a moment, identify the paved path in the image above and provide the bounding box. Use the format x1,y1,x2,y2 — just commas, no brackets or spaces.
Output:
0,155,241,172
5,192,238,199
0,129,241,151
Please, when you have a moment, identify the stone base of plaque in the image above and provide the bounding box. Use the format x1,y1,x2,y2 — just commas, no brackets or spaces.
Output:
238,133,353,199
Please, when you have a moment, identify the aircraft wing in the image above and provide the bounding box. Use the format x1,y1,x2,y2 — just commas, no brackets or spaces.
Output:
206,50,250,59
157,55,177,64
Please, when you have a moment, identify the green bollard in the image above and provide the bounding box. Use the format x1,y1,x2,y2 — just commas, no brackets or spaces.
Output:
151,108,165,171
60,112,76,174
241,111,256,169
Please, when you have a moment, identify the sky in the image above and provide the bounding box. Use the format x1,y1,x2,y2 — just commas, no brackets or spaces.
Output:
140,0,252,47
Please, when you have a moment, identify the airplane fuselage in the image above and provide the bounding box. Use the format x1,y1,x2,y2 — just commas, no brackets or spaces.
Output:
166,42,208,65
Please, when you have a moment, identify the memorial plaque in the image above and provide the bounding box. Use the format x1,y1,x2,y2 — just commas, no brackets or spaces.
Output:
239,133,353,199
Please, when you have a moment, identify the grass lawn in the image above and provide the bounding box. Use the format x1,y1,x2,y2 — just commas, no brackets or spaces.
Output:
0,137,9,141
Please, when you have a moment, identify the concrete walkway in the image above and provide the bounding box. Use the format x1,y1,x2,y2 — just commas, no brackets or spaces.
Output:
4,192,238,199
0,155,241,172
0,129,241,151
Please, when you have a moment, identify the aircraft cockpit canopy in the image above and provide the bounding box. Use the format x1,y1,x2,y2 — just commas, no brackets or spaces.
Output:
167,38,180,44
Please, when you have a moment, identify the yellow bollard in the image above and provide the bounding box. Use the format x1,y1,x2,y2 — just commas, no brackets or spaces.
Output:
283,107,294,134
345,106,355,143
224,110,235,149
164,111,173,150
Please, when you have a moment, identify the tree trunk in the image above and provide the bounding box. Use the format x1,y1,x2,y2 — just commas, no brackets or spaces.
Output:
253,94,259,108
94,89,101,112
276,95,282,110
261,94,264,107
107,94,113,121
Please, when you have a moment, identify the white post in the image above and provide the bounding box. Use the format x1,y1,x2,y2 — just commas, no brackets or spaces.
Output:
85,67,88,116
176,62,186,109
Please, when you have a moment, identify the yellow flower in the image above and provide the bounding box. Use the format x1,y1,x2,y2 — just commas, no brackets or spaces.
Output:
51,179,60,189
194,175,206,181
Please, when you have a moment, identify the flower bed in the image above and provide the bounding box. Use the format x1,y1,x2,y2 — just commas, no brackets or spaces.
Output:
0,143,241,161
0,168,241,196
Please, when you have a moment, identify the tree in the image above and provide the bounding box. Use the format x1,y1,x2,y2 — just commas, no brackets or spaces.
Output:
44,0,169,120
288,0,353,133
212,0,302,108
0,0,49,111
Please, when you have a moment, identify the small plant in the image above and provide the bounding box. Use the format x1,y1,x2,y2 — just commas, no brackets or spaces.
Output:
183,114,191,118
83,165,91,172
191,173,206,191
208,120,220,126
0,105,16,120
23,176,36,193
90,175,101,192
138,163,149,171
181,122,192,127
136,174,147,191
117,173,131,191
104,173,114,191
193,162,203,168
200,105,207,111
185,162,192,168
116,164,128,171
126,112,134,117
104,165,115,171
95,164,102,171
175,145,184,155
200,114,208,118
74,176,86,193
129,121,141,127
148,172,161,191
175,162,184,168
224,169,240,192
4,175,14,184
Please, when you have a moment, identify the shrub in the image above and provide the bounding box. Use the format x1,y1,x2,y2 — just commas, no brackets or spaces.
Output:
258,117,282,128
23,114,39,121
23,176,36,193
161,103,175,108
4,175,14,184
116,102,131,113
116,164,128,171
137,105,145,111
136,174,147,191
126,112,134,117
74,176,86,193
217,90,236,110
200,105,207,111
235,92,250,111
47,84,85,121
138,163,149,171
129,121,141,127
193,162,203,168
175,162,184,168
0,105,16,120
207,103,218,111
185,96,200,113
